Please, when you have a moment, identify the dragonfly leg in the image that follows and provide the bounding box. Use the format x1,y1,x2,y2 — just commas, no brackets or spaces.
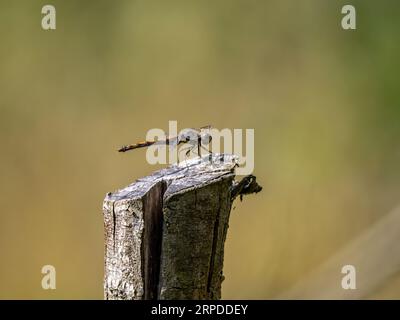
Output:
178,145,192,163
200,144,212,154
199,144,213,163
197,141,201,158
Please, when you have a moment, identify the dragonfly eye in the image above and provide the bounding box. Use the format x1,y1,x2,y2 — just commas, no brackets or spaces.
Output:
185,130,198,141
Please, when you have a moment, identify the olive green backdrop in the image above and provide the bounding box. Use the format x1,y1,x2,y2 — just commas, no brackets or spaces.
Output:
0,0,399,299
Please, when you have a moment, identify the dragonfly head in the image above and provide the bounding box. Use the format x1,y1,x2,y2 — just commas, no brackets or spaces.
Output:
179,129,198,143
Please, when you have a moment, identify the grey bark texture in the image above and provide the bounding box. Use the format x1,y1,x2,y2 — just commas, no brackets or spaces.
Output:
103,154,261,300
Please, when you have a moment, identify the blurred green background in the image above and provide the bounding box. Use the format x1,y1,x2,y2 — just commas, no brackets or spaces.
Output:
0,0,399,299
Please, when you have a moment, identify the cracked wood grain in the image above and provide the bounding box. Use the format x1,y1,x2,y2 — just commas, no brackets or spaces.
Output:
103,154,262,300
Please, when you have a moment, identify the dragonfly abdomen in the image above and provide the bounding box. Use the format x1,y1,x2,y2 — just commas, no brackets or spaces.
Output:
118,141,156,152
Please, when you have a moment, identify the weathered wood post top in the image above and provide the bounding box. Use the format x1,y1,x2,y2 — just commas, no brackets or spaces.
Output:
103,154,261,300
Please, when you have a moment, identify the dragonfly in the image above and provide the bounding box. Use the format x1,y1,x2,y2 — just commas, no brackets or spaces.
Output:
118,125,213,160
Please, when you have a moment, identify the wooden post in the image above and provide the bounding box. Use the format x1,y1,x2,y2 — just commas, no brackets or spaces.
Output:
103,154,261,300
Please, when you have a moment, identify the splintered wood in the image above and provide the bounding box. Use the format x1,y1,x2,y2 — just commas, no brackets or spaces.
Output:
103,154,261,300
